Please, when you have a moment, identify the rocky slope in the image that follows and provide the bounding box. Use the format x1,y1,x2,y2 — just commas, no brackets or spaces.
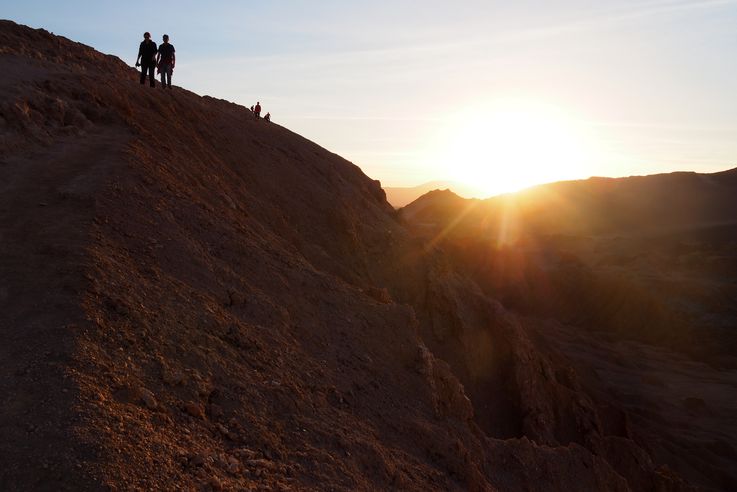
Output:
401,175,737,490
0,20,708,491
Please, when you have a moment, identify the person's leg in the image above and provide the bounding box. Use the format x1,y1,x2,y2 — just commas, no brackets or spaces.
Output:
140,66,146,84
167,67,172,89
160,68,166,88
148,64,155,87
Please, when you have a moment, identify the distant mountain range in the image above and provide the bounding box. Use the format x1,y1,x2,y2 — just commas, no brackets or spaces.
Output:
401,168,737,239
400,166,737,379
383,180,489,207
398,168,737,490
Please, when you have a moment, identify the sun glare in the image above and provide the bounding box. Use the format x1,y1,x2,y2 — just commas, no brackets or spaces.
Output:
438,101,593,196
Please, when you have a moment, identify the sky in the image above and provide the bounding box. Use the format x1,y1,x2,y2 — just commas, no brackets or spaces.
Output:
3,0,737,195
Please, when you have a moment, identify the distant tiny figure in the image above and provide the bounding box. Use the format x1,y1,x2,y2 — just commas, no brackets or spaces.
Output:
136,32,158,88
156,34,176,89
254,102,261,119
264,112,271,122
250,105,254,112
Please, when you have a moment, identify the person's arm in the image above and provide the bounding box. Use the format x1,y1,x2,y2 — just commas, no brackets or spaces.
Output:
155,47,160,66
172,50,175,68
136,43,142,66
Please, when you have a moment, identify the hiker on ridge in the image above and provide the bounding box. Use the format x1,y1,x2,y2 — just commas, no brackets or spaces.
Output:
156,34,176,89
135,32,158,88
254,102,261,119
264,112,271,122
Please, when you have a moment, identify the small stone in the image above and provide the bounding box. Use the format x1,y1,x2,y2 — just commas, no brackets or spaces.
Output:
234,448,258,460
189,454,206,467
248,459,276,471
162,368,185,386
223,193,238,210
139,388,158,410
210,477,223,490
227,461,240,475
184,402,204,419
365,286,391,304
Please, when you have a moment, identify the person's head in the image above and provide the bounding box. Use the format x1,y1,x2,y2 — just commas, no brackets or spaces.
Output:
163,34,169,43
143,32,151,40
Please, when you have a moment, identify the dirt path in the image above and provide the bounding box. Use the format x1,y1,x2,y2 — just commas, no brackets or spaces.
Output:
0,128,129,490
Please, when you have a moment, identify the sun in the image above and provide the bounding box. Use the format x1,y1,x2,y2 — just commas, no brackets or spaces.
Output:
438,101,592,196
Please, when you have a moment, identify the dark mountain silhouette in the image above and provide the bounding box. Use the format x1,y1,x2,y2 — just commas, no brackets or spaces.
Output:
403,170,737,238
401,171,737,490
401,171,737,353
0,20,729,491
384,181,489,208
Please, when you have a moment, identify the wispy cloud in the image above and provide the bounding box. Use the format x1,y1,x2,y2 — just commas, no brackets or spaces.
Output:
511,0,737,41
183,0,737,86
587,120,737,133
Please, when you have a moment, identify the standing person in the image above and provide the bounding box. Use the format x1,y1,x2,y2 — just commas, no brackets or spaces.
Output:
254,101,261,119
156,34,176,89
135,32,158,87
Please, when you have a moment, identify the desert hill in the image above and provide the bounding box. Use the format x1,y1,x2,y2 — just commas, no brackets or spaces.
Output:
400,170,737,358
403,170,737,236
384,181,489,208
401,172,737,490
0,20,724,491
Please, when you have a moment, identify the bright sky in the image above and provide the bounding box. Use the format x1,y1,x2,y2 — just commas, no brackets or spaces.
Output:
4,0,737,195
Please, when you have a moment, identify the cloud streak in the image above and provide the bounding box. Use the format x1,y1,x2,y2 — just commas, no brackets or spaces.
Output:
511,0,737,41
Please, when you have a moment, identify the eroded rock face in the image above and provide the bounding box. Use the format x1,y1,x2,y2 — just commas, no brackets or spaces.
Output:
0,19,706,491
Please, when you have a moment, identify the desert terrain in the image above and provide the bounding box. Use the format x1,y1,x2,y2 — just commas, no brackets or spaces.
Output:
1,20,735,491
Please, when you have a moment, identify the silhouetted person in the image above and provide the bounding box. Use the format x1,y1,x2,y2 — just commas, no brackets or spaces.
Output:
250,105,254,112
254,102,261,119
136,32,157,87
264,112,271,122
156,34,176,89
